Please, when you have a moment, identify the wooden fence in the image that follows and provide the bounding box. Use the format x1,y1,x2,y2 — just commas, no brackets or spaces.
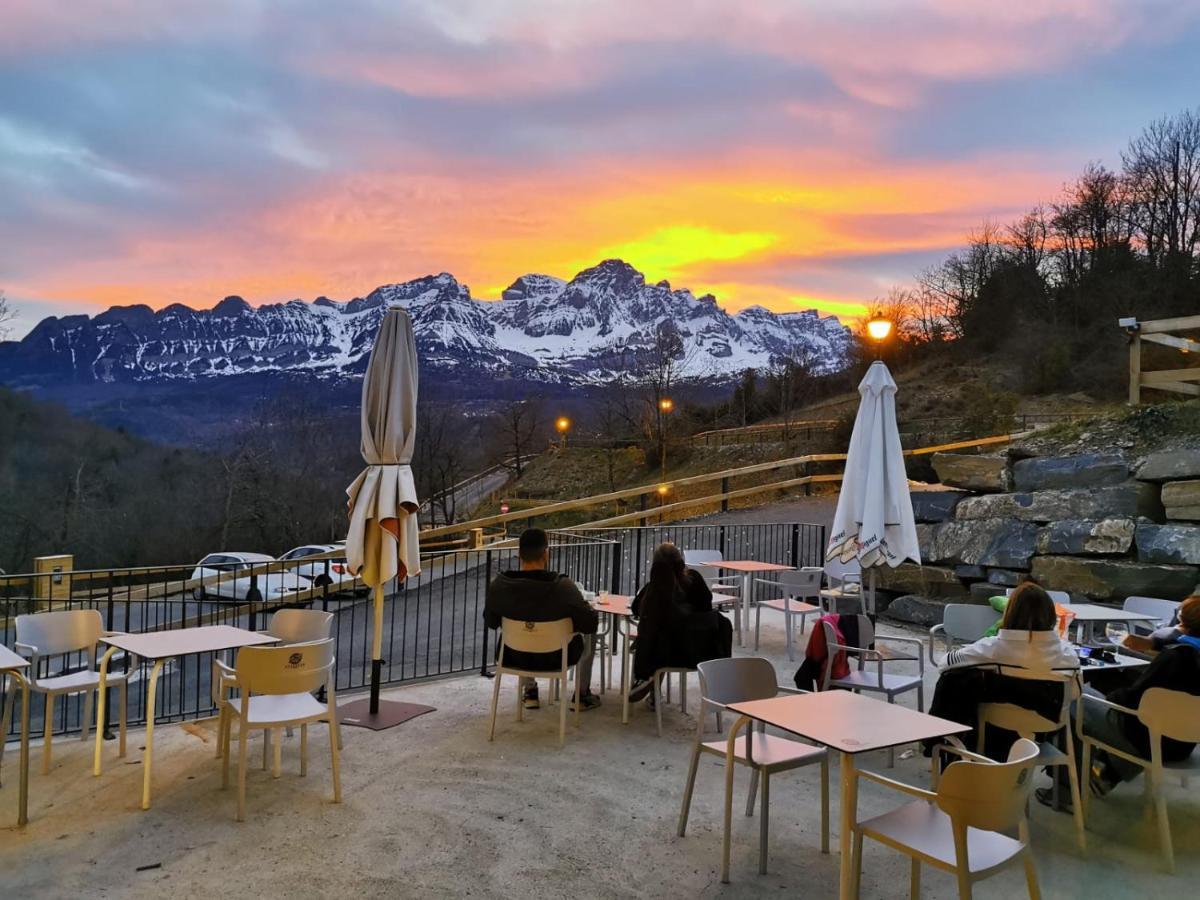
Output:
1126,314,1200,403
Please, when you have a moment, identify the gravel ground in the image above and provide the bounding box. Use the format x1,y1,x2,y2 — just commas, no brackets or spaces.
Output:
3,612,1194,899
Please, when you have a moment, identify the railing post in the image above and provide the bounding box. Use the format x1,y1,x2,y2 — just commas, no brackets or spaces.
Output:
610,540,622,595
791,523,801,567
718,524,726,556
480,550,493,677
720,476,729,512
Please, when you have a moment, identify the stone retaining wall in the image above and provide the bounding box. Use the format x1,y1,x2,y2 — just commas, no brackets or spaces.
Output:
880,449,1200,627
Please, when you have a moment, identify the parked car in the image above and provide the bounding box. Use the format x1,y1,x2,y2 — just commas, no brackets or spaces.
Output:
277,544,363,594
190,552,308,603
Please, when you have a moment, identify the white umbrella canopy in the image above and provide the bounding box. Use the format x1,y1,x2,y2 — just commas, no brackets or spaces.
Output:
345,307,422,719
826,361,921,576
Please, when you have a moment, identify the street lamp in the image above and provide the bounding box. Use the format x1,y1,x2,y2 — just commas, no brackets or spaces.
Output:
865,316,893,360
658,396,674,478
555,416,571,449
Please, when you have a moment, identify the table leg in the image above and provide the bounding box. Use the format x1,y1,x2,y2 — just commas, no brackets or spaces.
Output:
740,573,753,646
141,659,165,810
14,672,31,827
839,751,859,900
721,714,752,883
93,646,119,776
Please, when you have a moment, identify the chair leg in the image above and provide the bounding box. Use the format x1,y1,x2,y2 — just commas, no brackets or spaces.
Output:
758,770,771,875
216,704,228,761
558,677,568,748
515,678,523,723
272,728,282,778
488,671,502,741
1152,770,1174,873
654,676,664,738
236,720,250,822
574,662,582,725
916,683,924,713
746,767,759,817
300,724,308,777
910,858,920,899
820,756,830,853
754,604,761,651
1063,731,1086,852
955,867,973,900
1023,848,1041,900
677,744,702,836
118,679,127,758
221,710,232,788
784,612,793,662
328,717,342,804
262,728,270,771
680,673,687,714
81,688,93,743
42,693,54,775
1079,738,1093,822
0,677,14,769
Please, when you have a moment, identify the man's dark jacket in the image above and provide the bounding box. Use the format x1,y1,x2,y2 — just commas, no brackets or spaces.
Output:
1109,644,1200,761
484,570,598,671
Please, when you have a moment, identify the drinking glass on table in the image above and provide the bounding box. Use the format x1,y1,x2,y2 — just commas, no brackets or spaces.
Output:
1105,622,1129,646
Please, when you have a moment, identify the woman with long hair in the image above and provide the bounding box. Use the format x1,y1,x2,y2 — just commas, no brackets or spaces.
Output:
943,582,1078,671
627,543,731,703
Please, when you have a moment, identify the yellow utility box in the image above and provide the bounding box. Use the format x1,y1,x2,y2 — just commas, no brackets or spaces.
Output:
33,554,74,603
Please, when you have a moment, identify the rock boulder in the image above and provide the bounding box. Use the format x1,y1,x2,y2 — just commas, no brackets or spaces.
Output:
1012,454,1129,492
910,488,967,523
1137,450,1200,482
1136,523,1200,565
1035,518,1136,556
1163,480,1200,521
882,595,947,627
931,453,1009,493
956,483,1147,523
1030,556,1198,601
874,563,967,598
923,519,1039,568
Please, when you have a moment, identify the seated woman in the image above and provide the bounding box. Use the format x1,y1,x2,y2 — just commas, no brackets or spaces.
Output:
944,582,1079,672
627,543,731,703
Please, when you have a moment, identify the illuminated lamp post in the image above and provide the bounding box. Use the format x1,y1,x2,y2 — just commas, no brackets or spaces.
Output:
555,416,571,449
658,396,674,479
865,316,893,360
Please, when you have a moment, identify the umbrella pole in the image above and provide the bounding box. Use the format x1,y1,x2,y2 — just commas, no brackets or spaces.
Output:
370,583,384,715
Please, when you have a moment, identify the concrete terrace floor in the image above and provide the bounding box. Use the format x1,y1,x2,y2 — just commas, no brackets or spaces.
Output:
1,618,1195,900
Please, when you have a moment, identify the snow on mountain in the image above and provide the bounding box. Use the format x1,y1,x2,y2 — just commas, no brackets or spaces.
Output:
0,260,852,388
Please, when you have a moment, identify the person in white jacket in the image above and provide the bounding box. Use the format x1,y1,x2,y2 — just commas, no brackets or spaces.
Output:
944,583,1079,672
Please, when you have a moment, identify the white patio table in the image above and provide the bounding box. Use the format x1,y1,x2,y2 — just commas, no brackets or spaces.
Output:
0,644,32,826
1066,603,1160,643
722,690,969,896
711,560,795,645
93,625,277,809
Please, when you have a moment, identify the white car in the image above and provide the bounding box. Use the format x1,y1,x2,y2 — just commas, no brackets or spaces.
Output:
278,544,363,594
190,552,308,603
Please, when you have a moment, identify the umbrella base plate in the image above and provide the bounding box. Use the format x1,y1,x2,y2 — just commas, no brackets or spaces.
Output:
338,697,435,731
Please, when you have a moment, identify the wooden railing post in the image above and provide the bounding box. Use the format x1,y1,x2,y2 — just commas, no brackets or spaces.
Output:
1129,332,1142,405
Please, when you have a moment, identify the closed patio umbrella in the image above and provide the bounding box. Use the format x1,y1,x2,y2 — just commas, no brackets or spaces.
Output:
344,307,422,725
826,360,920,613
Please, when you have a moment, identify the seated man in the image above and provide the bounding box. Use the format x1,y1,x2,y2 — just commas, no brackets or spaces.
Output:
1038,594,1200,810
483,528,601,711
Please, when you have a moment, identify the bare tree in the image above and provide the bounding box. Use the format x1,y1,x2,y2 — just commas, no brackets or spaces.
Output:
1122,108,1200,267
494,399,543,479
0,290,14,340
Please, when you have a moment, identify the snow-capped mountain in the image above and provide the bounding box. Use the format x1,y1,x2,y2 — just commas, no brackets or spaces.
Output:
0,260,852,388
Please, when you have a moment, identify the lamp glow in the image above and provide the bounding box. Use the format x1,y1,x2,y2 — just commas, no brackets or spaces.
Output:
866,317,893,342
555,416,571,433
659,397,674,413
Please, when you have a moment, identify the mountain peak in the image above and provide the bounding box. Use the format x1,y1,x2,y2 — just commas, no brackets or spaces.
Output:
212,296,251,317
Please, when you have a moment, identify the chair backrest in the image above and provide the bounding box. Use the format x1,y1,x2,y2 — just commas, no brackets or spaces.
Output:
683,549,723,566
499,617,574,655
1138,688,1200,744
777,567,823,595
1123,595,1178,623
697,657,779,706
979,671,1078,734
16,609,103,658
268,608,335,644
821,614,874,650
235,638,334,696
1005,587,1071,605
824,557,860,586
936,738,1039,832
942,603,1001,642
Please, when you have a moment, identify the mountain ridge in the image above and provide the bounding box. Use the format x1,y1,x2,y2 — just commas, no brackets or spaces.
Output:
0,259,852,388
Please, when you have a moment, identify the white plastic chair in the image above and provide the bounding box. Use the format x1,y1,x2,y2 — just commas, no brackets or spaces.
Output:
212,608,336,769
683,549,742,598
678,657,829,875
488,618,582,748
3,610,130,774
1078,687,1200,872
978,672,1086,851
216,638,341,821
928,604,1001,664
850,738,1042,899
753,567,823,660
821,615,925,765
821,557,862,612
1122,596,1179,636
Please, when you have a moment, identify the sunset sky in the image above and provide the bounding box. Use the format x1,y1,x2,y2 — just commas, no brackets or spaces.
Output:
3,1,1200,337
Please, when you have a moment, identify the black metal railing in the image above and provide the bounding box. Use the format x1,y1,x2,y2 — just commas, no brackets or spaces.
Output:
0,524,821,743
